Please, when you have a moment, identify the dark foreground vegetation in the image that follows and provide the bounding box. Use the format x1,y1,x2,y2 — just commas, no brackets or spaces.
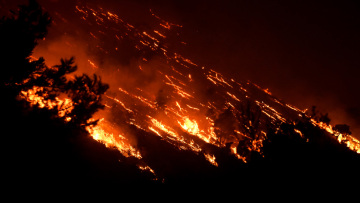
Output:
0,0,154,189
1,0,359,192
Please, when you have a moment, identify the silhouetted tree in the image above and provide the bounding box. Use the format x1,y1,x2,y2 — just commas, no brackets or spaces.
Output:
309,105,318,119
28,57,108,127
22,57,77,101
308,106,331,125
319,113,331,125
235,100,264,160
0,0,109,128
66,74,109,126
0,0,51,88
155,89,168,109
214,107,236,143
333,124,351,135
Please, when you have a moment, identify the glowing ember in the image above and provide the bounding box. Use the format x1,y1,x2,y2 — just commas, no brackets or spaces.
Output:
86,121,142,159
19,2,360,182
204,153,218,167
179,117,200,135
311,119,360,154
20,86,73,121
148,116,202,152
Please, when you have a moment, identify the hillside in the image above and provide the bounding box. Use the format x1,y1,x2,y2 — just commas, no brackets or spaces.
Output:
1,0,359,190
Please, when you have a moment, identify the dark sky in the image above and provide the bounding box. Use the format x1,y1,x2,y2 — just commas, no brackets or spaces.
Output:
2,0,360,137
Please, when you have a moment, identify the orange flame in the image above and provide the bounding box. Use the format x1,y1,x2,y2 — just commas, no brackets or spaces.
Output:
311,119,360,153
178,117,200,135
204,153,218,167
22,3,359,181
86,122,142,159
20,86,73,121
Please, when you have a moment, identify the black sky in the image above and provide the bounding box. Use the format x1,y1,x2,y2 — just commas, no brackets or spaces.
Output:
2,0,360,138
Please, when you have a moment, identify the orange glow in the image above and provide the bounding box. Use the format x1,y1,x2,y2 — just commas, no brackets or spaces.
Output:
86,120,142,159
230,145,247,162
177,116,219,146
178,117,200,135
148,116,202,152
204,153,218,167
20,86,73,121
138,165,156,177
22,3,360,181
311,119,360,153
88,59,98,69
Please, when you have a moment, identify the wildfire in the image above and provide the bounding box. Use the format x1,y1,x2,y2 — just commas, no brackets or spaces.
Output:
88,59,98,69
177,116,218,145
148,115,202,152
311,119,360,154
86,120,142,159
19,1,360,183
204,153,218,167
179,117,200,135
20,86,73,121
20,86,144,158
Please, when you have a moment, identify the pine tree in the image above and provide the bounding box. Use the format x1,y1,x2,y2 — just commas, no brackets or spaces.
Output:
0,0,51,87
1,0,109,128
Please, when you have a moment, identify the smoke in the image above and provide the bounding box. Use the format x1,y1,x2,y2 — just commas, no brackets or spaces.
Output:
6,0,359,142
163,0,360,140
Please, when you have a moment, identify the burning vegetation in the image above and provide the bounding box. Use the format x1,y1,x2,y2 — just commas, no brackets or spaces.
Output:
1,0,359,187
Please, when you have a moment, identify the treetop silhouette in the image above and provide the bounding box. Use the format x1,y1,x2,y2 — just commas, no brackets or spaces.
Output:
1,0,109,128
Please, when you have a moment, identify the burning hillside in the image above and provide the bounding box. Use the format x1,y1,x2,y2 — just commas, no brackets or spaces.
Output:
2,0,360,186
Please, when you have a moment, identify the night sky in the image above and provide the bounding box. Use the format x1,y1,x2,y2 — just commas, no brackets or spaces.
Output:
2,0,360,138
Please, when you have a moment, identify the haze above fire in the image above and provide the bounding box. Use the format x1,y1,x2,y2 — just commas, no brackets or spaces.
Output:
14,0,358,175
2,0,358,137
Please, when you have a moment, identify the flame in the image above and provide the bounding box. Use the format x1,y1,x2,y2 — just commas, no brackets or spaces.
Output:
21,2,359,182
88,59,98,69
86,120,142,159
20,86,73,121
138,165,157,177
204,153,218,167
311,119,360,153
179,117,200,135
230,145,247,162
149,116,179,139
20,86,147,161
148,116,202,152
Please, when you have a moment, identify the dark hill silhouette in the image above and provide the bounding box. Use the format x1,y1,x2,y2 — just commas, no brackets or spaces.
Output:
1,1,359,191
